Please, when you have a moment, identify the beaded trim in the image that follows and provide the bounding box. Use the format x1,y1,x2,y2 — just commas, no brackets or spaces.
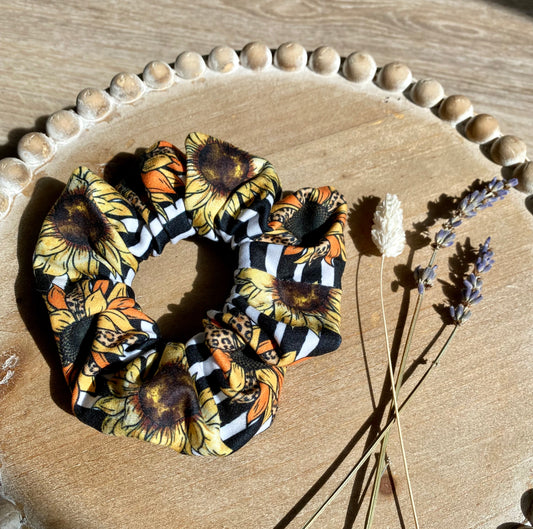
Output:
1,42,531,220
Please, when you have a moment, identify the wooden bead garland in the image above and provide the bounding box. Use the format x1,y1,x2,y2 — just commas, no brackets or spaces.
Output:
0,42,530,221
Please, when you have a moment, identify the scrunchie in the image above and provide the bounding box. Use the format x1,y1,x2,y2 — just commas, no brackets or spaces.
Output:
33,133,347,455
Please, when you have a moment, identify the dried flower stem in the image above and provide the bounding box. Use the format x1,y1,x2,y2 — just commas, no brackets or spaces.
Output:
374,255,420,529
301,326,458,529
365,290,425,528
366,193,417,529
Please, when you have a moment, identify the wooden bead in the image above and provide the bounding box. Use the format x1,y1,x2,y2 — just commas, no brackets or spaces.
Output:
342,51,377,83
0,157,32,193
0,188,11,219
0,494,21,526
513,161,533,194
174,51,206,79
76,88,113,121
207,46,239,73
410,79,444,108
240,42,272,71
274,42,307,72
490,135,527,166
143,61,174,90
465,114,500,143
438,95,473,124
17,132,54,166
46,110,82,142
110,72,144,103
377,62,412,92
309,46,341,75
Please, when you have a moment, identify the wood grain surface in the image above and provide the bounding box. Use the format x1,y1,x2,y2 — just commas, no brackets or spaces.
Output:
0,2,532,529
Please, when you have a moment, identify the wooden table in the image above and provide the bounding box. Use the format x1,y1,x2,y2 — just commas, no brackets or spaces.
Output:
1,2,532,529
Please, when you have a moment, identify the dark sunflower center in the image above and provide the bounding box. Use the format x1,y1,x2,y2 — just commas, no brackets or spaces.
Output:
275,279,329,312
58,317,93,367
285,201,331,246
230,347,266,371
197,141,251,194
138,364,200,427
54,194,108,247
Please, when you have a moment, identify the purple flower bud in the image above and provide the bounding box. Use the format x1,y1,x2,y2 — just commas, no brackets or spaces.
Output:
448,236,494,325
414,264,438,293
471,293,482,305
450,303,472,325
461,309,472,323
434,229,455,248
449,305,456,319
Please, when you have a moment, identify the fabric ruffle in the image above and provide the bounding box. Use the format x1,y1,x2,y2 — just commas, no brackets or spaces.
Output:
33,133,348,455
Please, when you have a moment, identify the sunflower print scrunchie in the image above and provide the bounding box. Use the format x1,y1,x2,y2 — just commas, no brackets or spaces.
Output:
33,133,348,456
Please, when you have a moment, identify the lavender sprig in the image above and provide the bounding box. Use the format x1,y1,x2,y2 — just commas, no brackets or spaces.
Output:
450,237,494,325
433,178,517,251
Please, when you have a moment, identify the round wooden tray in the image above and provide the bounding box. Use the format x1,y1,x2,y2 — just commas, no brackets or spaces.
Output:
1,45,532,529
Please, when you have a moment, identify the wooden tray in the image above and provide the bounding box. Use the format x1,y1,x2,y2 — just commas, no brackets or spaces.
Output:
1,46,532,529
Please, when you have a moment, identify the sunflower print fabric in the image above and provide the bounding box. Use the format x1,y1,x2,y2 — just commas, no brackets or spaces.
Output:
33,133,348,455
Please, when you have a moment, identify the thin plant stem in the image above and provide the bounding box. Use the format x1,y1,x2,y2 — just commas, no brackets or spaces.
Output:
365,424,391,527
366,290,424,526
374,256,420,529
301,325,458,529
366,247,438,525
428,247,438,267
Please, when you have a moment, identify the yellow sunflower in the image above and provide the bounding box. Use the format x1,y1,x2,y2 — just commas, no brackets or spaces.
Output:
235,268,342,335
94,343,232,456
33,166,138,282
259,186,347,265
45,280,155,384
184,133,279,237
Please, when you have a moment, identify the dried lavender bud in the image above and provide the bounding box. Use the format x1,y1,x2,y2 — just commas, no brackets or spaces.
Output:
465,273,483,290
449,303,472,325
414,265,438,294
449,237,494,326
458,189,487,218
434,229,455,249
474,237,494,273
461,281,483,305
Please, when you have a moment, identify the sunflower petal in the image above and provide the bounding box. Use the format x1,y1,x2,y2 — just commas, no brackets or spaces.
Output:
94,395,126,415
50,309,76,332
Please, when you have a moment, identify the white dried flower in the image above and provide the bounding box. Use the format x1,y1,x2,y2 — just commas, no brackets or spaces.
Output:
371,193,406,257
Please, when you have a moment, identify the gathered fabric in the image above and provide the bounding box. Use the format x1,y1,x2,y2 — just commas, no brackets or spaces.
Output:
33,133,347,455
